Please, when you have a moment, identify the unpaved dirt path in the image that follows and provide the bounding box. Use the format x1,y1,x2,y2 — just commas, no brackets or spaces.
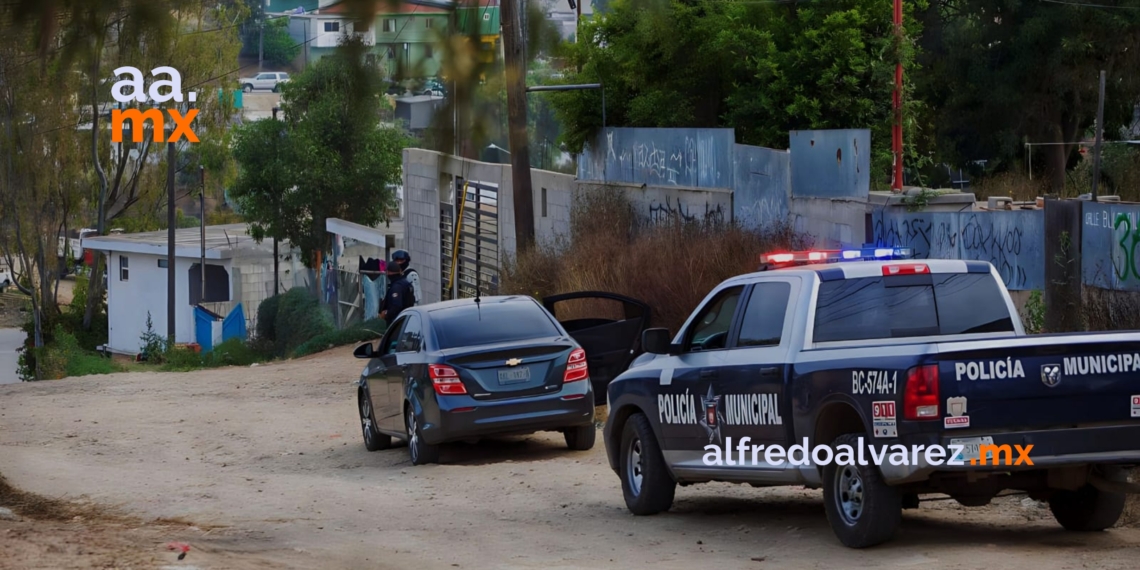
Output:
2,347,1140,569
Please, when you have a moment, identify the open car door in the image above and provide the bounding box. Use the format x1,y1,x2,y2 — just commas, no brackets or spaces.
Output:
542,291,651,405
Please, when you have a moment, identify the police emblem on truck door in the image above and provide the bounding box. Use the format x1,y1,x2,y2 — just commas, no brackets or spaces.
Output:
1041,364,1061,388
699,385,725,444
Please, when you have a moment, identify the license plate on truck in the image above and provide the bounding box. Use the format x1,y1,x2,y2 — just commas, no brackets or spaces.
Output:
498,367,531,385
951,436,995,463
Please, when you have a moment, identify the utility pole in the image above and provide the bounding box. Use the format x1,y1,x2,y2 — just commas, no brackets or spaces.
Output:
199,165,206,304
1091,70,1106,202
272,106,281,295
258,1,265,73
166,126,176,343
501,0,536,252
891,0,903,193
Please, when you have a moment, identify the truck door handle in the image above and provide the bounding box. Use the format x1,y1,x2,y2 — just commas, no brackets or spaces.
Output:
700,369,717,379
759,367,780,377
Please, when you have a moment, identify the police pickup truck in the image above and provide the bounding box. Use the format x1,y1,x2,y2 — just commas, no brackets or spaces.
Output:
603,247,1140,548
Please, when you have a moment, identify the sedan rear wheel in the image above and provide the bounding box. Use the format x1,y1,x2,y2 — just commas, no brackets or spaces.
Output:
359,388,390,451
242,84,253,93
406,406,440,465
564,424,596,450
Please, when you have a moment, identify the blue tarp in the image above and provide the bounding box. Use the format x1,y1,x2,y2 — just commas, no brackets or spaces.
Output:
194,306,219,353
222,303,247,343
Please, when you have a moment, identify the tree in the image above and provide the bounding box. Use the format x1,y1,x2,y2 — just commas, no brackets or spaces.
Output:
919,0,1140,192
263,18,300,67
547,0,927,187
231,38,410,266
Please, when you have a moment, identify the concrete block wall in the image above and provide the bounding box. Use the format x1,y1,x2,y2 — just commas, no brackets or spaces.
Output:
790,197,865,248
404,149,444,305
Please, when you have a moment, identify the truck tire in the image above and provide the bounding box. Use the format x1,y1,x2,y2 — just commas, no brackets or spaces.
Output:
1049,478,1126,531
822,433,902,548
620,413,675,515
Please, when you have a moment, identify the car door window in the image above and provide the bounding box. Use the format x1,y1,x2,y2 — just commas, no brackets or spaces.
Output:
257,73,272,80
684,286,743,352
735,282,791,347
397,315,423,353
381,318,407,355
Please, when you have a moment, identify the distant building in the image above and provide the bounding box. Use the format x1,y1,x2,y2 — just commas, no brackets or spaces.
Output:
82,225,304,355
279,0,502,77
541,0,591,41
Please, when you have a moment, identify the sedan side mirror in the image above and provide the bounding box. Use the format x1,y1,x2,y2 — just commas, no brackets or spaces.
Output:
353,342,375,359
642,328,673,355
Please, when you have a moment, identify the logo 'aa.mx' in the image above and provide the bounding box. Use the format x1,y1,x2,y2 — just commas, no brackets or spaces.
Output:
110,66,199,144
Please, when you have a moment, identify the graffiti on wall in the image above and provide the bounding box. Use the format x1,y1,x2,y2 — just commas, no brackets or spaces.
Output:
646,197,727,225
1081,202,1140,291
733,144,790,230
871,210,1045,291
578,128,735,189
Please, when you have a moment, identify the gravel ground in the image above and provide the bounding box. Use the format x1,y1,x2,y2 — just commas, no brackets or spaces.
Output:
2,346,1140,569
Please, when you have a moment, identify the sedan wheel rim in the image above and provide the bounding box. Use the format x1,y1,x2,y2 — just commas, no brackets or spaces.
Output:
837,466,864,525
407,411,418,462
626,437,644,496
360,398,373,443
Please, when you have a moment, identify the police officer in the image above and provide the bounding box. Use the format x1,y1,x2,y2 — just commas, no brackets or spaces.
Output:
391,249,421,306
379,261,415,325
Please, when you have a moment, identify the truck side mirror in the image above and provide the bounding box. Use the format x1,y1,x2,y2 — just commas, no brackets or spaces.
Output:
642,328,673,355
353,342,375,359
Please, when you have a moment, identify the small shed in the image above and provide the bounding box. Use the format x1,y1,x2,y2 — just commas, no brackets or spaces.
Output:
395,95,445,134
82,224,298,355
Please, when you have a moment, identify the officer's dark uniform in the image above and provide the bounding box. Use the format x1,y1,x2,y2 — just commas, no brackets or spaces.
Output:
380,270,415,326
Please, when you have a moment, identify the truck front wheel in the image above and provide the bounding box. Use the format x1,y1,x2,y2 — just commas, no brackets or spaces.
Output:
1050,478,1126,531
822,433,902,548
619,413,675,515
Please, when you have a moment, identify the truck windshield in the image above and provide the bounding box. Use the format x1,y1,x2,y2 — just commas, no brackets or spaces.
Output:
812,272,1016,343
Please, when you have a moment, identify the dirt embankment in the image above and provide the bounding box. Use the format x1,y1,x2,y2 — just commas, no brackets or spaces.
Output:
3,347,1140,569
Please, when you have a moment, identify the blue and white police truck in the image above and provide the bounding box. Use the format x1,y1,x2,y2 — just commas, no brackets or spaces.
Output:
603,247,1140,548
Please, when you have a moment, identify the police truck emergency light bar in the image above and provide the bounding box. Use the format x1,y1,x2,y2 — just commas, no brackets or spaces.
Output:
759,247,913,267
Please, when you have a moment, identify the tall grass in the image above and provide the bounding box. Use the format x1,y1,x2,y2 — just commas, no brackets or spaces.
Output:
502,187,803,334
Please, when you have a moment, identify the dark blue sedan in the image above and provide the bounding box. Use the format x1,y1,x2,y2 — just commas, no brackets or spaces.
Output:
354,295,597,465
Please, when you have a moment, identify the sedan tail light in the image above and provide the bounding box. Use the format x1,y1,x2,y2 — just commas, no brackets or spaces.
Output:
564,348,588,382
430,364,467,395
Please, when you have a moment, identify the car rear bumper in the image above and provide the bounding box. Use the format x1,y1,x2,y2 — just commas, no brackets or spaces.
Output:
884,424,1140,484
419,380,595,445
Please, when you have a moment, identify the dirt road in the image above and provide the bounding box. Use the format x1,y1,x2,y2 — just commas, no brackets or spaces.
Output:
2,347,1140,569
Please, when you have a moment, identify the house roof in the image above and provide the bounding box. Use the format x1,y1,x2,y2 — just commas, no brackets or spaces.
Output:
81,224,279,260
326,217,405,248
320,1,451,15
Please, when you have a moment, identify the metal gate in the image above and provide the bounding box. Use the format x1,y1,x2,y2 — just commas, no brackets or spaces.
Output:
440,179,500,300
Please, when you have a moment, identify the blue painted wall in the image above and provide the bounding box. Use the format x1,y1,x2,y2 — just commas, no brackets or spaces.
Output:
871,210,1046,291
578,128,736,188
1081,201,1140,291
733,144,790,230
789,129,871,200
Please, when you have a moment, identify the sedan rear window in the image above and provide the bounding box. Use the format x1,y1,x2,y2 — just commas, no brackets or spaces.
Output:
813,273,1015,343
432,301,562,349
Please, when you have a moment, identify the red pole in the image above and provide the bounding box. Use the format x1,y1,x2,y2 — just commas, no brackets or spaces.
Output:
892,0,904,192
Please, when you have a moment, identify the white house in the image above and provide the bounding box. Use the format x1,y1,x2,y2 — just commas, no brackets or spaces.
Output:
82,224,305,355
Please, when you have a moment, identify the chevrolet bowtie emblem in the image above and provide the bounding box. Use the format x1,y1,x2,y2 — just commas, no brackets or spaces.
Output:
506,358,522,366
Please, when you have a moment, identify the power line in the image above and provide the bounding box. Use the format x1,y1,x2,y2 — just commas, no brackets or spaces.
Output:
1038,0,1140,8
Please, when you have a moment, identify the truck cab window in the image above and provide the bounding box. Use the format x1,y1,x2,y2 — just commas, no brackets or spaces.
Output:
737,282,791,347
685,287,743,352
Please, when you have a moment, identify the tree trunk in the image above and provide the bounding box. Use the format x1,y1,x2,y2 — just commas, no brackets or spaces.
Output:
84,44,109,330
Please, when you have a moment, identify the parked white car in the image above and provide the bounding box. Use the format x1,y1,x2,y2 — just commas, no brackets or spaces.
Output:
239,72,290,93
0,265,12,292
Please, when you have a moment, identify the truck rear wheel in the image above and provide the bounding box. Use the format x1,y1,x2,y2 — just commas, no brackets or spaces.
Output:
620,413,675,515
822,433,902,548
1050,481,1126,531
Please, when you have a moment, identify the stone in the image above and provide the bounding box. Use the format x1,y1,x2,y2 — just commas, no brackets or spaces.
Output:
0,507,18,521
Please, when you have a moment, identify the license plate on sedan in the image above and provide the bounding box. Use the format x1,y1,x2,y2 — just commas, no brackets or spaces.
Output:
498,367,531,385
951,436,995,463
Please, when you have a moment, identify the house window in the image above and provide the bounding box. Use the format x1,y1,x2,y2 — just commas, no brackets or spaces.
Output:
483,13,491,20
425,18,433,29
424,45,433,58
119,255,129,281
541,188,547,217
324,21,340,32
386,46,396,59
158,259,168,269
383,18,397,32
189,264,231,305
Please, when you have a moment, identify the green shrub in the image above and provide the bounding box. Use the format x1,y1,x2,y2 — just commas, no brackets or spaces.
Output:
256,293,282,342
203,337,269,367
160,346,207,371
36,325,122,379
292,318,387,358
274,287,334,357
